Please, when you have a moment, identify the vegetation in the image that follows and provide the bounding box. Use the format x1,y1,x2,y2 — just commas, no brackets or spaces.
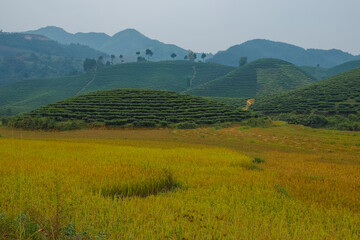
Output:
0,61,234,116
7,89,250,130
0,123,359,239
204,97,248,109
186,58,315,98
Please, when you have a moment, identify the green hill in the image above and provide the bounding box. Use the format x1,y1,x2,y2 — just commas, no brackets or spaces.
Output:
8,89,250,130
0,61,234,116
185,59,315,98
326,60,360,78
252,68,360,115
301,60,360,81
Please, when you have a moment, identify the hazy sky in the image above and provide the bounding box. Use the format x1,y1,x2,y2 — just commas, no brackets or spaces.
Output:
1,0,359,54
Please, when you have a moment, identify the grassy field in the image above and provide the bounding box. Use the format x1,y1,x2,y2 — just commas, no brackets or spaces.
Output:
0,123,359,239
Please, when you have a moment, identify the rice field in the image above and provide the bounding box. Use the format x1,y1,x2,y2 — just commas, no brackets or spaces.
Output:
0,123,359,239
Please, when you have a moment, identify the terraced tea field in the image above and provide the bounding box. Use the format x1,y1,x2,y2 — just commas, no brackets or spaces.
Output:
0,124,359,239
9,89,250,130
0,61,234,116
253,67,360,115
186,58,315,98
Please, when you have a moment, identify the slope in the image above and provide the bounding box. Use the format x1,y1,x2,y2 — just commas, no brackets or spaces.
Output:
326,60,360,78
252,68,360,115
9,89,250,129
0,61,234,116
209,39,360,68
185,59,315,98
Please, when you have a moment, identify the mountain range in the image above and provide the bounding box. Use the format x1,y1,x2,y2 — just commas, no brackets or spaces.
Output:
26,26,360,68
26,26,203,62
209,39,360,68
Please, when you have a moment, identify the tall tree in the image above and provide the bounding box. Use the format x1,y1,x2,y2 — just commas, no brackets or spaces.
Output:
171,53,177,59
188,51,196,62
97,56,104,69
239,56,248,67
110,55,115,64
119,54,123,63
83,58,96,72
201,53,206,62
145,49,154,60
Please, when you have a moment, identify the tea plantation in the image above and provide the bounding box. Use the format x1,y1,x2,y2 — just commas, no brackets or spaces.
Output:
252,68,360,115
0,61,234,116
8,89,250,130
185,58,315,98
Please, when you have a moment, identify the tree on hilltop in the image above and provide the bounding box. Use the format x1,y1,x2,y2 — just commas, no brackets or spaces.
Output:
188,51,196,62
201,53,206,62
145,49,154,60
239,56,248,67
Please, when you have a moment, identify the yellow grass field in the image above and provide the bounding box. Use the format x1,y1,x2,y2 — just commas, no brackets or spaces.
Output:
0,123,359,239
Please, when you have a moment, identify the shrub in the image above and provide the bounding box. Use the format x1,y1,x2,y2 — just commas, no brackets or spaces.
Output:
54,120,86,131
175,121,199,129
213,121,233,130
253,157,266,164
242,117,272,128
90,122,106,128
306,113,328,128
0,116,9,126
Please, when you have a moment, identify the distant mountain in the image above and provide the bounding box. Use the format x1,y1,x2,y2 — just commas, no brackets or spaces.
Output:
252,67,360,115
26,26,210,61
0,32,106,86
208,39,360,68
0,61,234,116
185,58,315,98
0,32,105,59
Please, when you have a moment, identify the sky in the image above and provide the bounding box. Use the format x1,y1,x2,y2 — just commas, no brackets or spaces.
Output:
1,0,359,55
